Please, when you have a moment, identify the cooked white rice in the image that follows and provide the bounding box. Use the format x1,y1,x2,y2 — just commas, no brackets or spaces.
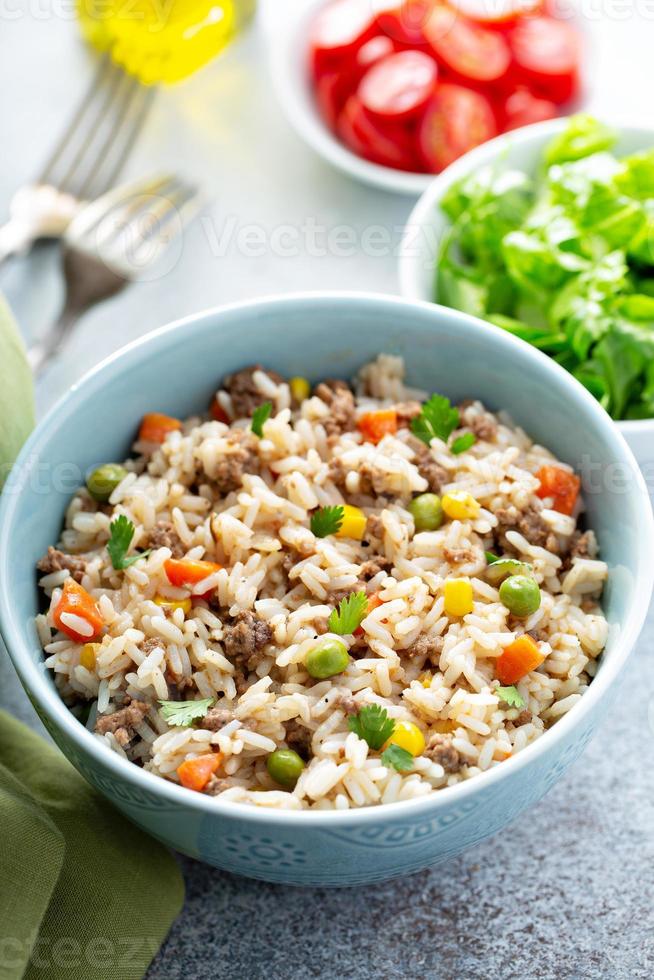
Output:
36,355,608,810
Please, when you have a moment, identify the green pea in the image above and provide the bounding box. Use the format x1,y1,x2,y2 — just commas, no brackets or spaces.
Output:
408,493,444,532
486,557,533,586
305,638,350,679
499,575,541,618
267,749,305,788
86,463,128,502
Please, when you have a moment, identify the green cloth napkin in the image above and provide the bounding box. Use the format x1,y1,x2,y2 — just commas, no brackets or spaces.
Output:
0,710,184,980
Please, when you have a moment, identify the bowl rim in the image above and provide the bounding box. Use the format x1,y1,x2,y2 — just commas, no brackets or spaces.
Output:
2,290,653,826
397,115,654,434
268,0,434,196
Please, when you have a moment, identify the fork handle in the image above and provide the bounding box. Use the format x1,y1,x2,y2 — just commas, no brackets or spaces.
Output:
28,309,80,378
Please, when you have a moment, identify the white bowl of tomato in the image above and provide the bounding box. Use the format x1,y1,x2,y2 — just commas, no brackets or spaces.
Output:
270,0,583,195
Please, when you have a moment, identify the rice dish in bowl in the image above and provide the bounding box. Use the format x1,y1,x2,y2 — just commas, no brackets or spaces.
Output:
35,354,609,811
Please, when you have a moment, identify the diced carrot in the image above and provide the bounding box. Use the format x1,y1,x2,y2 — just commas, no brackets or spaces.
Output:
164,558,222,588
138,412,182,444
177,753,222,792
535,465,580,516
354,593,385,636
209,396,230,424
496,635,545,685
357,409,398,444
53,579,103,643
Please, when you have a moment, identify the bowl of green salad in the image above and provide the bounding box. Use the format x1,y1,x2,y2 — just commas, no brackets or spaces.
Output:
399,115,654,482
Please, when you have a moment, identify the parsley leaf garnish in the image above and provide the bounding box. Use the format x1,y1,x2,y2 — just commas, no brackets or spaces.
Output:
410,394,460,446
159,697,214,727
381,743,414,772
311,505,344,538
107,515,151,570
451,432,476,455
251,401,272,437
328,592,368,635
348,704,395,750
495,685,525,708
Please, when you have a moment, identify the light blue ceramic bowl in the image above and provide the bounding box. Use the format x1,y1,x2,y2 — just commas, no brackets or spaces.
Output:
1,293,652,886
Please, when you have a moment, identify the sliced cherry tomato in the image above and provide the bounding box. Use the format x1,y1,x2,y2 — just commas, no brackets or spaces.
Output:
358,50,438,121
449,0,545,28
425,6,511,83
309,0,378,79
510,16,580,104
337,95,419,170
315,37,398,131
535,465,580,516
356,33,397,69
316,69,355,129
418,84,497,173
502,87,558,130
375,0,436,47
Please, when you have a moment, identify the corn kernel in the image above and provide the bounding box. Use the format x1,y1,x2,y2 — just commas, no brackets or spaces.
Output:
442,491,481,521
289,376,311,403
79,642,100,671
443,578,474,617
153,595,192,615
432,719,456,734
335,504,367,540
383,720,426,758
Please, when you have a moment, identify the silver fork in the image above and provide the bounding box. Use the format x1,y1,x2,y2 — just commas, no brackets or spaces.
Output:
27,174,202,376
0,54,155,263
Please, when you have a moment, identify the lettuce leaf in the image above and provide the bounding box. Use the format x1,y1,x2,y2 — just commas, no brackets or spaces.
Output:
436,114,654,420
544,115,616,166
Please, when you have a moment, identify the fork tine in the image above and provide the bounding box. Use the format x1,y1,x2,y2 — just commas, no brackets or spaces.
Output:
40,57,154,202
38,53,114,186
129,186,202,265
50,61,128,197
95,177,190,252
82,85,156,201
76,175,180,248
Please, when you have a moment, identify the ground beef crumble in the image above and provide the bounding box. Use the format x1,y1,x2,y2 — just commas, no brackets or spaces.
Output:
211,429,260,495
495,503,559,554
561,529,598,571
222,364,283,418
424,733,462,773
200,707,235,732
95,699,149,747
146,521,185,558
284,718,312,760
334,691,358,715
314,379,356,438
205,775,231,795
359,555,393,580
403,633,444,666
223,610,273,671
365,513,384,540
36,547,87,583
411,442,448,494
459,403,498,442
442,546,478,564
